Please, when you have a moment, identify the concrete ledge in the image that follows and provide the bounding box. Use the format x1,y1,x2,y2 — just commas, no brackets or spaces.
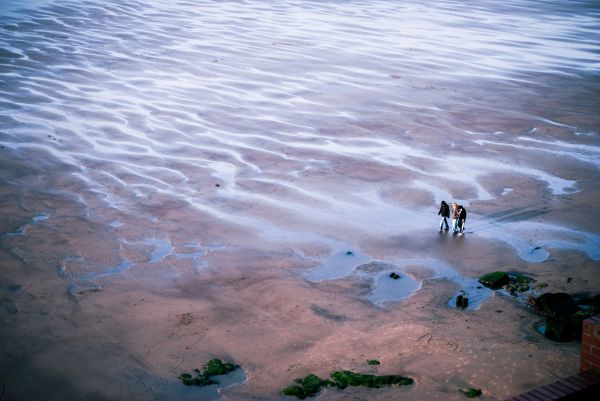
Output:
504,370,599,401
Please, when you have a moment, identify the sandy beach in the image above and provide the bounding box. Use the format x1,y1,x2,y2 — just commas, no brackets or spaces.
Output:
1,0,599,400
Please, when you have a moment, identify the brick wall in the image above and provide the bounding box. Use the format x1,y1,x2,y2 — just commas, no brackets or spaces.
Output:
581,315,600,373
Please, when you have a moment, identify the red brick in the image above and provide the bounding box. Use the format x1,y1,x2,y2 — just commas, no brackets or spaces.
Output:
592,346,600,357
583,352,600,365
584,336,600,349
581,360,591,371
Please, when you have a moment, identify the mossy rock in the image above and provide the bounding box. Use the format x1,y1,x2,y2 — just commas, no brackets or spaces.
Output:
478,271,509,289
282,374,333,399
459,387,482,397
330,370,413,389
367,359,380,366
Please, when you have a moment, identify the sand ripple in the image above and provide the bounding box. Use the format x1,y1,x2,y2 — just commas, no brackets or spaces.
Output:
1,0,599,281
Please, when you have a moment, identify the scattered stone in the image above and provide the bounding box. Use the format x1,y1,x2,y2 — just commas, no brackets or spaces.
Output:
478,271,509,289
459,387,482,397
8,285,23,293
1,299,18,314
67,284,101,297
456,295,469,309
505,274,532,294
310,305,347,322
179,313,193,326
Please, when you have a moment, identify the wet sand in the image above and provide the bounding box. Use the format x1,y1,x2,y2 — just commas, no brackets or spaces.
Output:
1,0,600,400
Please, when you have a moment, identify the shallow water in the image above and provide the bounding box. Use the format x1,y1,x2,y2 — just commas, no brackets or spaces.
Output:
1,0,599,398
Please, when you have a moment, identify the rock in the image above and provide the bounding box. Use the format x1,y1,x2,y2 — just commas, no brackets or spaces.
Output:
179,313,193,326
478,271,509,289
528,293,579,342
455,295,468,309
529,293,577,317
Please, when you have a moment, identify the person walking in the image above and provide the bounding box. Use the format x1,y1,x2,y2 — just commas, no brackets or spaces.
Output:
438,200,450,231
451,202,460,234
458,205,467,236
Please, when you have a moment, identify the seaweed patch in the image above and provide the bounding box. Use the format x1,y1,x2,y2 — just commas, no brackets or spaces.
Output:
178,358,239,387
282,368,413,399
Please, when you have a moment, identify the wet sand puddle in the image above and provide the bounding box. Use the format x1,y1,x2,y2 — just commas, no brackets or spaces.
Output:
305,245,494,310
1,0,599,399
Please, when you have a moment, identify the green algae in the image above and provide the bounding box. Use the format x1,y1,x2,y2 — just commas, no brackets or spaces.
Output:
282,374,333,399
367,359,380,366
204,358,239,377
506,274,532,294
282,369,414,399
179,358,239,387
330,370,413,389
459,387,482,397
